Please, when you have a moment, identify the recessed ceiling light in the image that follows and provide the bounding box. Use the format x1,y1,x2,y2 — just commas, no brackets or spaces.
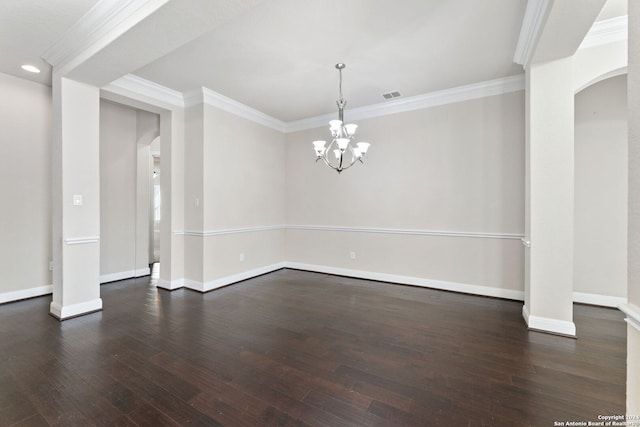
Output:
21,65,41,73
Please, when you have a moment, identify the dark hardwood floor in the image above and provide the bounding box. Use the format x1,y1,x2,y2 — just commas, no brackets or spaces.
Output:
0,269,626,426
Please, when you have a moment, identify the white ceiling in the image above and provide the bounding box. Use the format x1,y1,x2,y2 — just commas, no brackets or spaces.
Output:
0,0,100,85
0,0,627,122
134,0,528,121
597,0,627,20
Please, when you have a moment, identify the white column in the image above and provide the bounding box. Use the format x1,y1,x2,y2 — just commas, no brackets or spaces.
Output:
50,77,102,319
523,56,576,336
176,103,204,291
625,0,640,414
157,108,185,289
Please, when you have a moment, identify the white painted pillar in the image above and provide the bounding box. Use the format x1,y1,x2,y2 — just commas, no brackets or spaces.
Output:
50,77,102,319
624,0,640,413
523,56,576,336
156,108,185,289
177,103,204,290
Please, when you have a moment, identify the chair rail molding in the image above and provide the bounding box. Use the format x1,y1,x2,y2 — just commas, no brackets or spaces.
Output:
287,225,523,240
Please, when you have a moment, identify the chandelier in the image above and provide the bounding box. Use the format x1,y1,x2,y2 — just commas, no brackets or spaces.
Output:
312,63,370,173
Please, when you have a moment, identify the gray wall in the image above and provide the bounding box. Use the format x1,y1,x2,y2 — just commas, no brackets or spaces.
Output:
574,74,628,301
100,99,159,282
286,91,526,297
0,72,51,299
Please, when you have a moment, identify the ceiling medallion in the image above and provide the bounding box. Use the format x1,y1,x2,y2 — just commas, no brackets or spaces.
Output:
312,63,370,173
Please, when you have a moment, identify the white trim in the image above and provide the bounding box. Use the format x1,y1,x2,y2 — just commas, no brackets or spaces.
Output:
573,292,627,308
100,268,151,284
176,225,523,240
287,225,523,240
579,15,628,50
183,279,204,292
522,304,531,326
574,67,628,95
42,0,169,68
156,278,184,290
185,262,286,293
179,225,286,237
110,74,184,107
522,305,576,337
513,0,552,68
619,304,640,332
0,285,52,304
64,236,100,245
49,298,103,320
285,74,525,132
116,73,524,133
284,262,524,301
184,87,286,132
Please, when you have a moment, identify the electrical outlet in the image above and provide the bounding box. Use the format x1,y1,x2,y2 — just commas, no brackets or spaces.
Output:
350,251,356,260
239,253,245,262
49,261,54,271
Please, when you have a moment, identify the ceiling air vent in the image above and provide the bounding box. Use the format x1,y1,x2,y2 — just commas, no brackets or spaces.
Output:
382,90,402,100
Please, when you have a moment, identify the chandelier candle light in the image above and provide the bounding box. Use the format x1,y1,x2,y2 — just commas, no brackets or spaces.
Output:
312,63,370,173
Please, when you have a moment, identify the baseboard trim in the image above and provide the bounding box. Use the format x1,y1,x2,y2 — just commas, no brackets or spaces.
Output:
522,305,531,326
49,298,103,320
156,278,184,291
0,285,53,304
522,304,576,337
619,304,640,333
573,292,627,308
185,262,287,293
283,262,525,301
100,267,151,284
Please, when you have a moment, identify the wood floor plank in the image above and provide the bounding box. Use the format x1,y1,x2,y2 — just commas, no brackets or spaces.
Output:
0,268,627,426
8,414,50,427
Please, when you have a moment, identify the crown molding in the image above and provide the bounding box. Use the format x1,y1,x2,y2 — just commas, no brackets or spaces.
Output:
42,0,169,70
513,0,552,68
110,74,184,107
183,88,286,133
579,15,628,50
110,73,524,133
285,74,525,133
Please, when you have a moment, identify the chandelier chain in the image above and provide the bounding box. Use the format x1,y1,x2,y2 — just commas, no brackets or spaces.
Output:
338,67,344,104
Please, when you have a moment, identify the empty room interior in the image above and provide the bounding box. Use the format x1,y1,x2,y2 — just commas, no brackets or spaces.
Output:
1,0,639,425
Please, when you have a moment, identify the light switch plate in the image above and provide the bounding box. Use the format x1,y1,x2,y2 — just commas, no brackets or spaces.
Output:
73,194,83,206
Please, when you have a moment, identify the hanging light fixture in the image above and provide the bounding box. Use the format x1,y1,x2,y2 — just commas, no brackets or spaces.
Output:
312,63,370,173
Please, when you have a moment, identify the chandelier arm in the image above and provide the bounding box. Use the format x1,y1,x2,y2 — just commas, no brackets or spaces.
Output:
318,153,332,168
320,138,340,171
336,157,357,172
334,144,358,172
